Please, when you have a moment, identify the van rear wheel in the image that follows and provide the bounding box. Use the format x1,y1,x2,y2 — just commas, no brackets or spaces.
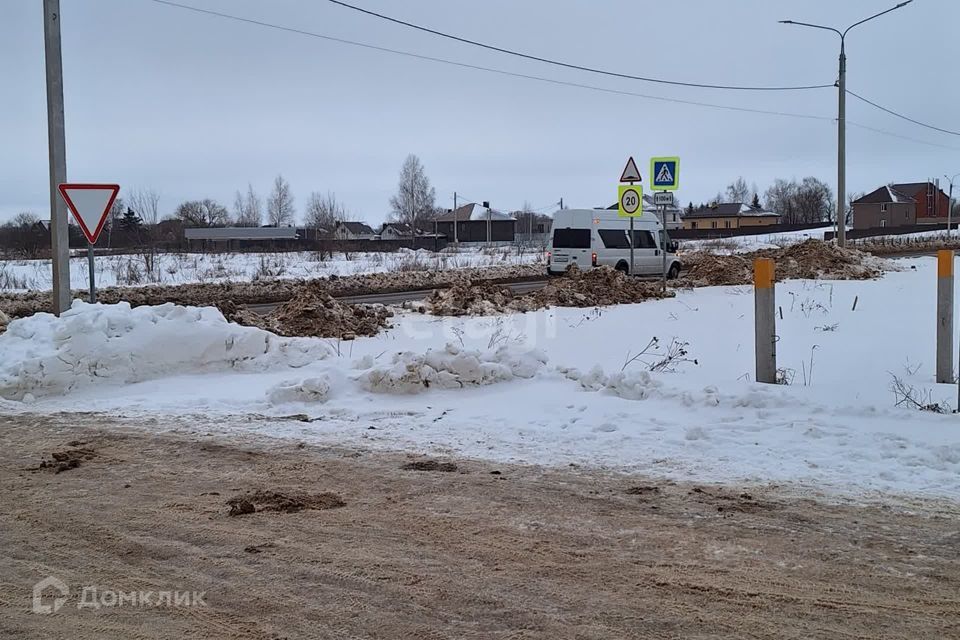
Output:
615,261,630,275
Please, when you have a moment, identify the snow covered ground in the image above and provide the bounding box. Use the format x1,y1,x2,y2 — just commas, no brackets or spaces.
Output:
0,246,545,292
1,256,958,499
679,226,835,253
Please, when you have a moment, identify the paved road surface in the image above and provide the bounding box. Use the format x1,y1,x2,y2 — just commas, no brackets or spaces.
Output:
247,280,551,315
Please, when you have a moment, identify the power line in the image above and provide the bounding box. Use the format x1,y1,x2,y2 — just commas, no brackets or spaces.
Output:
147,0,835,124
847,90,960,137
325,0,835,92
847,121,960,152
148,1,960,152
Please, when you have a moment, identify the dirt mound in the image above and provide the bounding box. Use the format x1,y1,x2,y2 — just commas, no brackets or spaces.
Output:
426,267,673,316
0,263,544,320
681,239,883,287
262,290,392,339
227,490,346,516
0,309,7,335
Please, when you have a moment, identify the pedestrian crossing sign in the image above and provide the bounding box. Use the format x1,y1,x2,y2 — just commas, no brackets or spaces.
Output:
650,157,680,191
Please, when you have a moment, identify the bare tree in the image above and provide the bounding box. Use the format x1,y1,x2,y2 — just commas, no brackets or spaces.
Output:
233,183,263,227
304,191,345,231
174,199,230,227
266,175,295,227
10,211,39,228
765,179,800,223
725,177,751,204
128,188,161,225
794,177,835,223
389,154,436,231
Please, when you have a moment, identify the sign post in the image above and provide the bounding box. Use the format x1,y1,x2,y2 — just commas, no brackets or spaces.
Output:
651,157,680,292
618,157,643,275
58,183,120,304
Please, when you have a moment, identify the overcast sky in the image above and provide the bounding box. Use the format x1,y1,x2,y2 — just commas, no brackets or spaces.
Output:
3,0,959,224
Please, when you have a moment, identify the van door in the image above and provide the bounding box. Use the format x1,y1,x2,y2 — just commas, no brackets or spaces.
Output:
551,228,592,271
630,229,660,275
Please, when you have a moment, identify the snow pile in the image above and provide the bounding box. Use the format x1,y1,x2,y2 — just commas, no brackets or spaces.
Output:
358,343,547,394
0,301,332,400
267,376,332,404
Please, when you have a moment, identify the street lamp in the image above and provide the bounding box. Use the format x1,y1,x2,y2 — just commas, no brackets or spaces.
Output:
781,1,915,248
946,173,960,239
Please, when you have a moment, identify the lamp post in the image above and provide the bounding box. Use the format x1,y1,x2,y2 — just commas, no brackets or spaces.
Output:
780,1,914,249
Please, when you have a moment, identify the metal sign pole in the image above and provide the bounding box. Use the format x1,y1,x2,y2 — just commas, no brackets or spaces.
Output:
629,214,635,276
660,198,668,293
87,242,96,303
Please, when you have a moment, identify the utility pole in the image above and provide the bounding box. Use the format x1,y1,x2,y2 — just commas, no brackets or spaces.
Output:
946,173,959,239
453,191,458,244
43,0,71,315
837,44,847,248
780,1,914,250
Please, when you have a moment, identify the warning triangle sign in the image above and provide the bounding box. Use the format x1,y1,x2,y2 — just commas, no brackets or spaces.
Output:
655,163,674,185
58,183,120,244
619,157,642,183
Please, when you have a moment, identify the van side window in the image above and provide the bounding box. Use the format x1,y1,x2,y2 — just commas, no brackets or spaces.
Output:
552,228,591,249
631,230,657,249
598,229,630,249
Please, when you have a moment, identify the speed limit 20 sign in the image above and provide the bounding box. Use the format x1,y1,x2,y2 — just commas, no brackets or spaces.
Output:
618,184,643,218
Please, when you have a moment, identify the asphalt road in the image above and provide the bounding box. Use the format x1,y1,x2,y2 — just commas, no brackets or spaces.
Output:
247,279,551,315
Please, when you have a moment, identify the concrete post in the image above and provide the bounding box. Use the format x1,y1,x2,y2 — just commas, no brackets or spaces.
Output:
754,258,777,384
936,250,954,384
43,0,71,315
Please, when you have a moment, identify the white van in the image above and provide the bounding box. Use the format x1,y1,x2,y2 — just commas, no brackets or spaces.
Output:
547,208,682,278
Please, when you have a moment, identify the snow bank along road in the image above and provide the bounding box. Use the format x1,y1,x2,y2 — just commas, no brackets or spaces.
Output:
1,255,958,499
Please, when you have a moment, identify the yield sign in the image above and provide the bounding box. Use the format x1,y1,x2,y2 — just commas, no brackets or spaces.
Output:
58,183,120,244
619,156,642,183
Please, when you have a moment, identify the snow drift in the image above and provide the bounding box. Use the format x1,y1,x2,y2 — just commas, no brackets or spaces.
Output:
358,343,547,394
0,302,332,400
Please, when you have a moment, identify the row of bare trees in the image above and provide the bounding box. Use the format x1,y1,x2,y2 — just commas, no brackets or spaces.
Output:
692,176,838,224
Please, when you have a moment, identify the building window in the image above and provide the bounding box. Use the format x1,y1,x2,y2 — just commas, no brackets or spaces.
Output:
880,220,886,227
691,221,697,229
880,203,888,212
711,221,718,229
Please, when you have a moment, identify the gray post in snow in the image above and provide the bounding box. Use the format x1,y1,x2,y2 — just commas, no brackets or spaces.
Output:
43,0,71,315
660,201,668,293
754,258,777,384
936,250,954,384
87,243,96,303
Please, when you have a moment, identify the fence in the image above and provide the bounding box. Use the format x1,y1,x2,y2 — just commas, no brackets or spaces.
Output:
670,222,832,240
824,222,959,242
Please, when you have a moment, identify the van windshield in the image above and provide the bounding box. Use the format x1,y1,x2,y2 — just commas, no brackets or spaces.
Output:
552,228,591,249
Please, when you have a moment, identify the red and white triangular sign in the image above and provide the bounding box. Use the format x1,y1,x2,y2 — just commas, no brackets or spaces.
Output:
58,183,120,244
619,157,642,183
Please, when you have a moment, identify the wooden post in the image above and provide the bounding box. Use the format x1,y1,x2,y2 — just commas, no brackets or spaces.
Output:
754,258,776,384
937,250,954,384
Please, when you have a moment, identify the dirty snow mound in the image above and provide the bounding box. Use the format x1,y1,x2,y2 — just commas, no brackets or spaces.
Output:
0,309,8,335
255,289,393,339
427,267,672,316
267,376,332,404
358,343,547,394
0,301,331,400
681,239,884,286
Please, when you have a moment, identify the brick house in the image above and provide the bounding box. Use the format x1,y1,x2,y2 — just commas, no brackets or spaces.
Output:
852,182,949,230
851,186,916,230
890,182,950,225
